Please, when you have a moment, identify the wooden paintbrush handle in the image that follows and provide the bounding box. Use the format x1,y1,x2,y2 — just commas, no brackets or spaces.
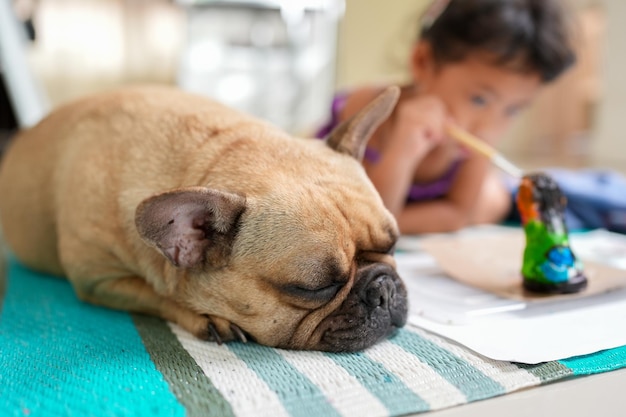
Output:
445,124,523,179
445,124,496,159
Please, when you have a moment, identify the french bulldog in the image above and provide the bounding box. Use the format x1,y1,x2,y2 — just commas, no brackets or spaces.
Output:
0,85,407,352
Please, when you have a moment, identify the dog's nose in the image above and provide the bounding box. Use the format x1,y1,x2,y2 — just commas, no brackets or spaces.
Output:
357,263,407,328
316,263,408,352
362,275,394,309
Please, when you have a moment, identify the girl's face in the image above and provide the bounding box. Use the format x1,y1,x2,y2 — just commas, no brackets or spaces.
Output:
412,42,543,144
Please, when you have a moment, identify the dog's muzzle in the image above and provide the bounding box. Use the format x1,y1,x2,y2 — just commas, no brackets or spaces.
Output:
317,263,408,352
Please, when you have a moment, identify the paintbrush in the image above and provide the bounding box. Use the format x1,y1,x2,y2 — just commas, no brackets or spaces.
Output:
445,124,523,179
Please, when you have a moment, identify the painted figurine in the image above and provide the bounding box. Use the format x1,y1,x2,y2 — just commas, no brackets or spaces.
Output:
516,173,587,294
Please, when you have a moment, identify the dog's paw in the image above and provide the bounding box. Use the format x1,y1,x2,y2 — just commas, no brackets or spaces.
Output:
195,315,248,345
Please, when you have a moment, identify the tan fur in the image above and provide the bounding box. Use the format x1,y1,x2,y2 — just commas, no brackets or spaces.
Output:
0,85,406,351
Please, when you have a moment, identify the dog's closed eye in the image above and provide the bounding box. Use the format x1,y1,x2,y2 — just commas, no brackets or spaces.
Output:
282,283,343,303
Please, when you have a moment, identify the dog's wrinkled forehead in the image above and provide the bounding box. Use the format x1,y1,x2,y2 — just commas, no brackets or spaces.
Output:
238,178,396,262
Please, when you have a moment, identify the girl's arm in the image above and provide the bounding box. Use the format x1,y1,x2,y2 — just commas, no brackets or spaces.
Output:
338,86,489,233
396,153,501,234
364,134,432,216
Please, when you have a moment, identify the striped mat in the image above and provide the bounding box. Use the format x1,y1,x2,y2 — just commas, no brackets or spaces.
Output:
3,259,626,417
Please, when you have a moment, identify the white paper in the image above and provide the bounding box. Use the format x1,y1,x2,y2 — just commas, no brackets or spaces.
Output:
409,291,626,364
398,226,626,364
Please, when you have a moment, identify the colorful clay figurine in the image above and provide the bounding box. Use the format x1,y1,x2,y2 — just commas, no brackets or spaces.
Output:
516,173,587,294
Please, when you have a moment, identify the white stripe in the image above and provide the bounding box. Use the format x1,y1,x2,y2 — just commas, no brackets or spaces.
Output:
408,326,541,392
170,324,291,417
278,350,389,417
365,340,467,410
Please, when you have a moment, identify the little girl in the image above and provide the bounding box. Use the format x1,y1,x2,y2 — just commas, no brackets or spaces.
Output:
317,0,576,234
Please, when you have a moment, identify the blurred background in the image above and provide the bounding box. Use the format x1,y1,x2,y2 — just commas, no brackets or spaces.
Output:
0,0,623,172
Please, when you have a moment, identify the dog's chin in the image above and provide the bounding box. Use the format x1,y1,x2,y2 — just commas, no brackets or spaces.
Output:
312,264,408,352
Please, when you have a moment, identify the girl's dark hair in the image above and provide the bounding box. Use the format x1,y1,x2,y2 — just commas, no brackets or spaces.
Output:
420,0,576,82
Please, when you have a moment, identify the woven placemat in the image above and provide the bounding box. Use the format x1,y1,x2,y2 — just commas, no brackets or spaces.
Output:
2,259,626,417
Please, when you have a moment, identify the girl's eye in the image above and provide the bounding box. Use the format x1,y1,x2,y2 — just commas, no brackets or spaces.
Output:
470,95,488,107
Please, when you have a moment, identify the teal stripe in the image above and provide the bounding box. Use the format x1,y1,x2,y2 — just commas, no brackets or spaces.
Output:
516,361,572,383
0,260,185,417
133,315,235,417
326,350,429,415
560,346,626,375
0,252,6,314
390,330,505,401
228,342,341,417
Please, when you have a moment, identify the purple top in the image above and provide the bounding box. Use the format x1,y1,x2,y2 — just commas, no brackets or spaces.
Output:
316,93,461,202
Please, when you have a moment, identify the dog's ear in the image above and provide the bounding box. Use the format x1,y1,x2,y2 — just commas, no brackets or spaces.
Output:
326,86,400,161
135,187,246,269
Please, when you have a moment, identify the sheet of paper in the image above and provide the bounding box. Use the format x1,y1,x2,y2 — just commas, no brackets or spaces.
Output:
397,226,626,364
409,290,626,364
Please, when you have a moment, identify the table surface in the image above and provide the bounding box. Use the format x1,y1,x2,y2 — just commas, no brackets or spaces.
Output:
424,367,626,416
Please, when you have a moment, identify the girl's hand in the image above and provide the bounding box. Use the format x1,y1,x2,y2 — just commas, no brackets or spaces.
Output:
387,94,450,158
